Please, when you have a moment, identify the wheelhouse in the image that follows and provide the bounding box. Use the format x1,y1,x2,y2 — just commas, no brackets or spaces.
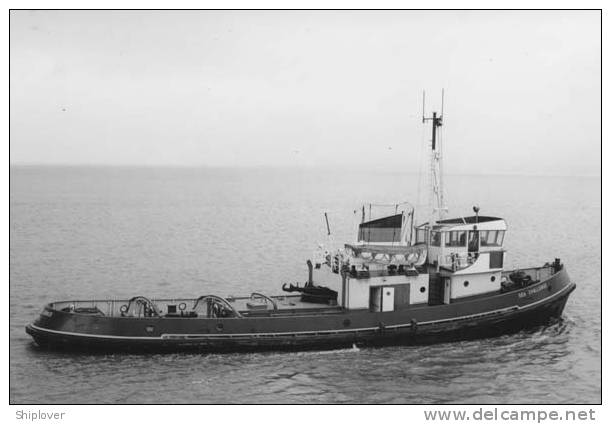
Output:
414,216,507,272
413,216,508,302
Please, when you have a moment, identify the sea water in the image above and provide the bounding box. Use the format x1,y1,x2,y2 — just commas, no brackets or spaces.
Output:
9,166,600,404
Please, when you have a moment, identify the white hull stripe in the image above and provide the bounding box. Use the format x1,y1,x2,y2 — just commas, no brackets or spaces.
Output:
29,283,574,341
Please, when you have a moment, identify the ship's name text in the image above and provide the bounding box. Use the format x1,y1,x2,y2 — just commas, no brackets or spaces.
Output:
517,284,546,298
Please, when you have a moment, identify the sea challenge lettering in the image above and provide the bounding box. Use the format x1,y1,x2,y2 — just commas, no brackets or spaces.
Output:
517,283,547,298
15,410,65,421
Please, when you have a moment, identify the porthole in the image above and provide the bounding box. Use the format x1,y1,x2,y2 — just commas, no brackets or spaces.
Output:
420,286,426,293
343,319,351,327
464,281,469,287
216,323,224,332
491,276,496,282
145,325,155,333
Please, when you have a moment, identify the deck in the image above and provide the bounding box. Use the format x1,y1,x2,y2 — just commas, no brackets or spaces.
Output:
48,293,343,319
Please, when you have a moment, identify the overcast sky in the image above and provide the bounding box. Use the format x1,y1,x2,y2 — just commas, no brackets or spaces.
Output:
10,10,600,176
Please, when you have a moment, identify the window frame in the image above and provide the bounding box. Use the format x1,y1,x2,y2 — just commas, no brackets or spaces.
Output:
480,230,505,247
430,230,442,247
445,230,467,247
415,228,428,244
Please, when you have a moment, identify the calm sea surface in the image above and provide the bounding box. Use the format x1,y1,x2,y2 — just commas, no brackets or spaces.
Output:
9,166,600,404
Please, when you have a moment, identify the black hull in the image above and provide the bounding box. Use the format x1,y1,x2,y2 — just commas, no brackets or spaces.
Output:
25,268,575,354
26,290,571,353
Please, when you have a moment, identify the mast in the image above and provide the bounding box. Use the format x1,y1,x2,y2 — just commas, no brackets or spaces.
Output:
422,91,447,225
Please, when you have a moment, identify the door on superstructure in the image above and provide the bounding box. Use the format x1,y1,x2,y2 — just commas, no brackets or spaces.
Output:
370,286,382,312
382,287,395,312
443,278,451,304
394,284,410,310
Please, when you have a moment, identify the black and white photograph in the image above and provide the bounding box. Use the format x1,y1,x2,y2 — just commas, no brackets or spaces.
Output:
9,7,601,412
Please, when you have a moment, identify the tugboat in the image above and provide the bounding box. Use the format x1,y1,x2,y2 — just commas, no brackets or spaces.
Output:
25,101,576,353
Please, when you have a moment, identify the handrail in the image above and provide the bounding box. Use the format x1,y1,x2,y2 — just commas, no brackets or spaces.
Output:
440,252,478,271
192,295,243,318
250,292,278,310
122,296,161,317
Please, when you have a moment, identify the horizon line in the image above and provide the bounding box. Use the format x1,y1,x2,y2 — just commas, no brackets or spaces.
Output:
8,163,601,179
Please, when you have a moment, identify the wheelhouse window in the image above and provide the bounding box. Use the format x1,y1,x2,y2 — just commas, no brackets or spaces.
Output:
445,231,467,247
479,230,505,247
415,229,428,244
480,231,489,246
468,230,479,252
430,231,441,247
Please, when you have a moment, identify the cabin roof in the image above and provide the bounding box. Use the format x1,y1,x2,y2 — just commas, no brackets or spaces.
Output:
438,216,502,225
417,215,505,230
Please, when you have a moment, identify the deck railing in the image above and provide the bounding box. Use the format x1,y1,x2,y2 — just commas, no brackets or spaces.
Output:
439,253,477,271
48,294,302,317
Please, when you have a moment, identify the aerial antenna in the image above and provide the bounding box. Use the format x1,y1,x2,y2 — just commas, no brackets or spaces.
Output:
421,90,426,123
324,212,331,236
422,88,447,224
441,88,445,117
